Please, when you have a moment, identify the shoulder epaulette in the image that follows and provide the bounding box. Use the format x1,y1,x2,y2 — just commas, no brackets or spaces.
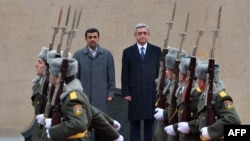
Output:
195,87,202,92
219,90,227,98
70,91,77,100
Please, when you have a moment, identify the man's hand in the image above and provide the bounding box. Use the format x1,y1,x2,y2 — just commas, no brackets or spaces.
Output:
124,96,131,101
107,96,113,102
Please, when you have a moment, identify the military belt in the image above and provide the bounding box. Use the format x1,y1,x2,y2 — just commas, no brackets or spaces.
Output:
68,130,88,139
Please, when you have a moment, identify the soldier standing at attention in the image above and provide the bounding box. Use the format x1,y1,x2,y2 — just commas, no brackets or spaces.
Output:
121,23,161,141
31,47,49,141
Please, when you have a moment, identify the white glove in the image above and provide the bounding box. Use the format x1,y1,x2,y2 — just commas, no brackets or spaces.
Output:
45,118,52,129
113,120,121,131
36,114,45,125
46,129,51,139
177,122,190,134
200,127,211,140
154,108,164,121
114,135,124,141
164,125,176,136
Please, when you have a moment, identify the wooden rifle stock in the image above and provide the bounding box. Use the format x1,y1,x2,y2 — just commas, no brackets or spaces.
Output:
155,49,168,109
51,59,68,125
169,59,180,124
39,7,63,115
181,29,203,122
181,56,196,122
169,12,189,124
49,7,81,126
204,6,221,127
155,1,176,109
205,58,215,126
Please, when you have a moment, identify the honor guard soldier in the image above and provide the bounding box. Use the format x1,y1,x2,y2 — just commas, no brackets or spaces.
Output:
44,57,123,141
31,47,49,140
187,61,241,141
165,56,201,141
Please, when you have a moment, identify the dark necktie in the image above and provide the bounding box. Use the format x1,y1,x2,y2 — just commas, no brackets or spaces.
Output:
141,47,145,60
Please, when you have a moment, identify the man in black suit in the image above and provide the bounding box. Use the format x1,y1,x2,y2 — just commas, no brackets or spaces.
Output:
121,23,161,141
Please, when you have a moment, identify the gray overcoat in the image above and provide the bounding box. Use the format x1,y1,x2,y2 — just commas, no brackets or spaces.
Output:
73,46,115,113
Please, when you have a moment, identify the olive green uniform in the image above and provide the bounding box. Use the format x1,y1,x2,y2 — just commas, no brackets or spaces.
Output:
173,86,201,141
90,106,120,141
153,79,171,141
44,79,91,141
197,89,241,141
165,81,179,141
31,76,46,141
43,79,120,141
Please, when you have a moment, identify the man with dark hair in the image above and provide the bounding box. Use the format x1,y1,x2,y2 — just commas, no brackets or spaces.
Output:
73,28,116,141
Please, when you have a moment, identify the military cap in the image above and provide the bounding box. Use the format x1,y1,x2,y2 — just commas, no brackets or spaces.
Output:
195,61,220,81
47,50,72,65
179,56,191,76
38,47,49,62
49,58,78,77
179,56,201,76
165,47,188,70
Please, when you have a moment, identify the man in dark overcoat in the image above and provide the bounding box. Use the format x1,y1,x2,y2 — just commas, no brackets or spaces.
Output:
121,23,161,141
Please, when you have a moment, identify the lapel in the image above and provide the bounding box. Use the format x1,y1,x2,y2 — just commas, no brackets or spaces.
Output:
144,43,153,62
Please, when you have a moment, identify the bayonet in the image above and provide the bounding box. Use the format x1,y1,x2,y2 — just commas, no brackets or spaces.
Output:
203,7,222,128
176,12,189,60
56,5,71,57
76,8,82,30
155,1,176,109
172,1,176,21
164,0,176,48
193,29,203,56
210,6,222,59
184,12,189,33
49,6,63,51
65,5,71,27
71,10,77,30
217,6,222,30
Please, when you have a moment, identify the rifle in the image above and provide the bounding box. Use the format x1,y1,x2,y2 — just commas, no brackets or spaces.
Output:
181,29,203,122
44,5,71,120
50,8,82,126
155,1,176,109
204,6,222,127
39,7,63,115
169,12,189,124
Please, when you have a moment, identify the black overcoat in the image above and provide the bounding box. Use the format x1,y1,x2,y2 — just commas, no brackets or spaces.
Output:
121,42,161,120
